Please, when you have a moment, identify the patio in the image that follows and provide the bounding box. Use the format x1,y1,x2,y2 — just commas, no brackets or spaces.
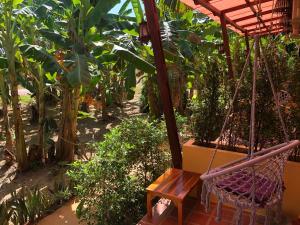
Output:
138,198,266,225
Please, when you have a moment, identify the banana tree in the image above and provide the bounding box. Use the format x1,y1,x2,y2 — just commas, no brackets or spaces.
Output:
0,0,30,171
33,0,155,162
0,56,13,158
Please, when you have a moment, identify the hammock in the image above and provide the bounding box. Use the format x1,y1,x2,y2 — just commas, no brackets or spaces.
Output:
200,37,300,225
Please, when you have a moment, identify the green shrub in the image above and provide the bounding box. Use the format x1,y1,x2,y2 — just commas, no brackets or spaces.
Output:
68,117,171,225
190,60,226,145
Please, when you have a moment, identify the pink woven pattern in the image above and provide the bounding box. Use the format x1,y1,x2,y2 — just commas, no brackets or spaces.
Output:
216,170,277,207
204,146,292,208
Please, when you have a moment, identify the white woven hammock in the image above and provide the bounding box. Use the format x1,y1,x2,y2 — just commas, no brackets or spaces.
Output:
200,37,300,225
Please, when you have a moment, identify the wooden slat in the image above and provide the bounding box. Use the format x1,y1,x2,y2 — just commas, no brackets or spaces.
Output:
245,0,270,33
193,0,246,33
233,9,274,23
222,0,272,14
241,16,282,28
247,22,284,33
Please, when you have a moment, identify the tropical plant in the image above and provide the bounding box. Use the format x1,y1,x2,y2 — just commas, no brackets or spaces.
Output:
190,59,226,145
0,201,11,225
0,57,13,157
68,117,170,225
0,0,31,171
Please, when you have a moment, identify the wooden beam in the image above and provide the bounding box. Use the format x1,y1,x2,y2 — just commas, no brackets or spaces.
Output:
246,22,284,33
245,0,270,33
222,0,272,14
143,0,182,169
241,16,282,28
193,0,246,33
220,14,234,79
249,28,284,36
233,9,274,23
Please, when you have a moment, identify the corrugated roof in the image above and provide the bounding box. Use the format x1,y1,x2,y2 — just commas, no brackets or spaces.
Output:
180,0,292,36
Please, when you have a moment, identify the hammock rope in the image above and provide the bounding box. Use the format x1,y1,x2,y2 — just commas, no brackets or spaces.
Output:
207,41,254,173
200,36,300,225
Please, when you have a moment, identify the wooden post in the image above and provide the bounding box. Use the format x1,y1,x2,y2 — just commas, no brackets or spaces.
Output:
220,14,234,79
143,0,182,168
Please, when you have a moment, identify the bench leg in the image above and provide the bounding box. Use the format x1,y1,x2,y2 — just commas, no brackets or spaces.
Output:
178,202,183,225
147,193,152,218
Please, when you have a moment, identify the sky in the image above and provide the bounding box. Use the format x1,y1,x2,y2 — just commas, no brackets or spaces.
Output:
110,0,134,15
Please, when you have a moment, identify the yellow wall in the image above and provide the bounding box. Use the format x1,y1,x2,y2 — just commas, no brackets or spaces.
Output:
182,139,300,218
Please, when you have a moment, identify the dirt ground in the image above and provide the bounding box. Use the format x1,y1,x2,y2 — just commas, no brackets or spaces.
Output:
37,199,86,225
0,84,143,203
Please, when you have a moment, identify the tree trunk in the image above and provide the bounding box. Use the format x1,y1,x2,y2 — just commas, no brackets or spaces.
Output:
38,69,46,164
0,71,13,155
147,77,162,119
8,53,28,171
56,84,80,162
99,82,108,120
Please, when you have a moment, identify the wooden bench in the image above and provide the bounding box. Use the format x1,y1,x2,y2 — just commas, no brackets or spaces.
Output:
146,168,201,225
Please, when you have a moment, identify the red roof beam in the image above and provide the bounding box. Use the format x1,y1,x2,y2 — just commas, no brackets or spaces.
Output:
249,28,284,36
221,0,272,14
233,9,274,23
246,22,285,33
193,0,246,33
245,0,270,32
241,16,283,28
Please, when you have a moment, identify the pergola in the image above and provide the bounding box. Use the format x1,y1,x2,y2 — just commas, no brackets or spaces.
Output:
141,0,293,169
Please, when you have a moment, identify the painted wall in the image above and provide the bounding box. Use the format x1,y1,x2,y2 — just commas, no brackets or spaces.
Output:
182,139,300,218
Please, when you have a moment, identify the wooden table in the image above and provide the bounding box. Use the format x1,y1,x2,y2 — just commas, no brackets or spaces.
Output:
146,168,201,225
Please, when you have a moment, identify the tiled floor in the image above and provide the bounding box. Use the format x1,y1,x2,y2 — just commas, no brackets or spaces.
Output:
137,198,265,225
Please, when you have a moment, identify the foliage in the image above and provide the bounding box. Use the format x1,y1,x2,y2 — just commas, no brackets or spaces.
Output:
0,201,11,225
0,179,73,225
190,59,226,145
68,117,171,225
9,187,51,225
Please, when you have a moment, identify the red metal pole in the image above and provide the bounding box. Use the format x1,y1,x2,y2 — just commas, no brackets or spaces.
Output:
143,0,182,169
220,14,234,79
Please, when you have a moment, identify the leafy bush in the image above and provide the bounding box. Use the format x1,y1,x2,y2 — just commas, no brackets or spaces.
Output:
190,60,226,145
68,117,171,225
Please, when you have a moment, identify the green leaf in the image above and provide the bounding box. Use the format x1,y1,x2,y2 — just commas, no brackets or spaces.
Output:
85,0,120,29
72,0,81,5
39,29,72,48
124,64,136,100
45,72,57,82
130,0,143,24
118,0,131,15
13,0,24,7
112,45,155,74
66,54,90,87
19,45,61,74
